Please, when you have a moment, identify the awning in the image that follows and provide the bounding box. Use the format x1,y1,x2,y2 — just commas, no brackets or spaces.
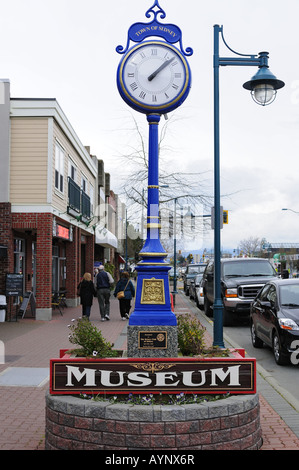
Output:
95,229,118,249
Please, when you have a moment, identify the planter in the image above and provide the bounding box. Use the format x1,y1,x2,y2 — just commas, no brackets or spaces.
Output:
45,391,262,450
46,347,260,449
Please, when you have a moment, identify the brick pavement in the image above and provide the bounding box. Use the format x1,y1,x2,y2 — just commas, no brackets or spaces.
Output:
0,290,298,450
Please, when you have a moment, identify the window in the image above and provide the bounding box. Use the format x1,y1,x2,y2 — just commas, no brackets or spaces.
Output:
81,174,87,193
68,158,77,182
267,285,277,304
55,142,64,193
90,183,94,215
14,238,25,303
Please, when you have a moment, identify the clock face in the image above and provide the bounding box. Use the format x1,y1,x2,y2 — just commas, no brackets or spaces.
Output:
117,41,191,114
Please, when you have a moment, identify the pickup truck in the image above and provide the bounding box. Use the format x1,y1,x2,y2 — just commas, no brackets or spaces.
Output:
202,258,278,325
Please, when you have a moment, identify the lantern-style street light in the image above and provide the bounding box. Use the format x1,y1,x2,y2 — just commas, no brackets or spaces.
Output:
213,25,285,347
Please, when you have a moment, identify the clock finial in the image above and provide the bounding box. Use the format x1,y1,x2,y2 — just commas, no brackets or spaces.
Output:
116,0,193,57
145,1,166,21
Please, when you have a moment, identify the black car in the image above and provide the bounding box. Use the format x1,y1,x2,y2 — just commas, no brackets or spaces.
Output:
250,278,299,365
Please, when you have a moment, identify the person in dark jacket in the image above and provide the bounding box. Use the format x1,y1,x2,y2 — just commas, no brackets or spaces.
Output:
96,265,114,321
114,271,135,320
78,272,96,319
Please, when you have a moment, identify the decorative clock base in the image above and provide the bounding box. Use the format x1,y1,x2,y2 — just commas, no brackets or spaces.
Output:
127,325,178,358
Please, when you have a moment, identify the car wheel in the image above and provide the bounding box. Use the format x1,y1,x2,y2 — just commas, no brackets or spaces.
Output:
273,332,289,365
250,321,263,348
204,296,213,317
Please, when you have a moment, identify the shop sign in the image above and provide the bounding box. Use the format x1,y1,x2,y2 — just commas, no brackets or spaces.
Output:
56,224,71,240
50,356,256,395
6,273,23,296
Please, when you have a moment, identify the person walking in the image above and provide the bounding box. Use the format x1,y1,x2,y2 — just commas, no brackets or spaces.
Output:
114,271,135,320
77,272,96,320
96,264,114,321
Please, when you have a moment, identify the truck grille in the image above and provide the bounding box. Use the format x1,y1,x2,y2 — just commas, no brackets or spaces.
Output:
238,284,264,299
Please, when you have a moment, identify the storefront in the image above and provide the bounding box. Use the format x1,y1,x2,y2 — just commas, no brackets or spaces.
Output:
0,209,94,320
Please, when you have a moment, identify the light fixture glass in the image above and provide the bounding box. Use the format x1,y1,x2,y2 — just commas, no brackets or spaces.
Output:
252,83,276,106
243,63,284,106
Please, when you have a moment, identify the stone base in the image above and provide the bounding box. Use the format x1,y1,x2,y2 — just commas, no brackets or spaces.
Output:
127,325,178,358
36,308,52,321
45,392,262,450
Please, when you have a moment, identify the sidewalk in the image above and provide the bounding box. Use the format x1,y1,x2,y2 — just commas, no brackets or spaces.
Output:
0,290,298,450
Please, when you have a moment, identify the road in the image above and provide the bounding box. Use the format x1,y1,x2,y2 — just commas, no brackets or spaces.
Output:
182,290,299,412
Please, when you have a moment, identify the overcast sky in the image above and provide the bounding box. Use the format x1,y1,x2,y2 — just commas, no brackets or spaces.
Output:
1,0,299,252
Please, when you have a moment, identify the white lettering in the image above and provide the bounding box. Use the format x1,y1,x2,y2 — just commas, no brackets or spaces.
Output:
150,455,195,465
210,365,241,386
291,80,299,105
290,340,299,365
105,455,140,467
66,365,96,387
155,372,179,387
182,370,208,386
99,370,125,387
127,372,152,387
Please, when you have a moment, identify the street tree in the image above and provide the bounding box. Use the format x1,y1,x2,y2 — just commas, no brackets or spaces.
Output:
116,113,213,246
238,236,263,257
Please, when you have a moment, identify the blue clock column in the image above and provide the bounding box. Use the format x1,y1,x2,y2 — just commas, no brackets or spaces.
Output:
127,114,178,358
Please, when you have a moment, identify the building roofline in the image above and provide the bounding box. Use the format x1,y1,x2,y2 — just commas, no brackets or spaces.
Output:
10,97,97,177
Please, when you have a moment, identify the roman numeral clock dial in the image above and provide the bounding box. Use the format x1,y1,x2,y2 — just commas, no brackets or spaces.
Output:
117,41,191,114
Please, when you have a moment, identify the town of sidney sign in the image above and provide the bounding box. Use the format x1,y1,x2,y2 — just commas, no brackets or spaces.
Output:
50,351,256,395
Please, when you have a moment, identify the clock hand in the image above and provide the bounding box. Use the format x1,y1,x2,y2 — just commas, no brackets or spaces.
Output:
148,57,175,81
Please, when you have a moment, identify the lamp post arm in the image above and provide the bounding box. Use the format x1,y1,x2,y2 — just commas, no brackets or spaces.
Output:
214,24,269,69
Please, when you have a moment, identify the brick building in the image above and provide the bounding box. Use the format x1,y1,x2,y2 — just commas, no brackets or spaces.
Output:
0,79,123,320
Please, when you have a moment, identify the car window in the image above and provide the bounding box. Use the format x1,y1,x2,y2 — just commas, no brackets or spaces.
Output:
222,260,276,277
279,284,299,306
266,285,277,304
206,263,213,274
259,284,270,300
188,266,206,274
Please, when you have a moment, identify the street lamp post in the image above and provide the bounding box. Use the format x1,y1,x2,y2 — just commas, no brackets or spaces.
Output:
173,198,179,303
213,25,284,347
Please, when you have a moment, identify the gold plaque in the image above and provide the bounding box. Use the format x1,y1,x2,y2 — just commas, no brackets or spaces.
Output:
141,277,165,304
138,331,167,349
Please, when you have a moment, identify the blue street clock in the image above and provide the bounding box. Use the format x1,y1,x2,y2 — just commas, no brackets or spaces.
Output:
116,1,193,357
117,40,191,115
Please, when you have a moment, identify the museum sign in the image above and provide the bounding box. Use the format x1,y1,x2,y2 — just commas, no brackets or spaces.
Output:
50,352,256,395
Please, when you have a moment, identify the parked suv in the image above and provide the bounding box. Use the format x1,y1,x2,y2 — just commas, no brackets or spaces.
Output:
202,258,278,325
183,263,207,296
